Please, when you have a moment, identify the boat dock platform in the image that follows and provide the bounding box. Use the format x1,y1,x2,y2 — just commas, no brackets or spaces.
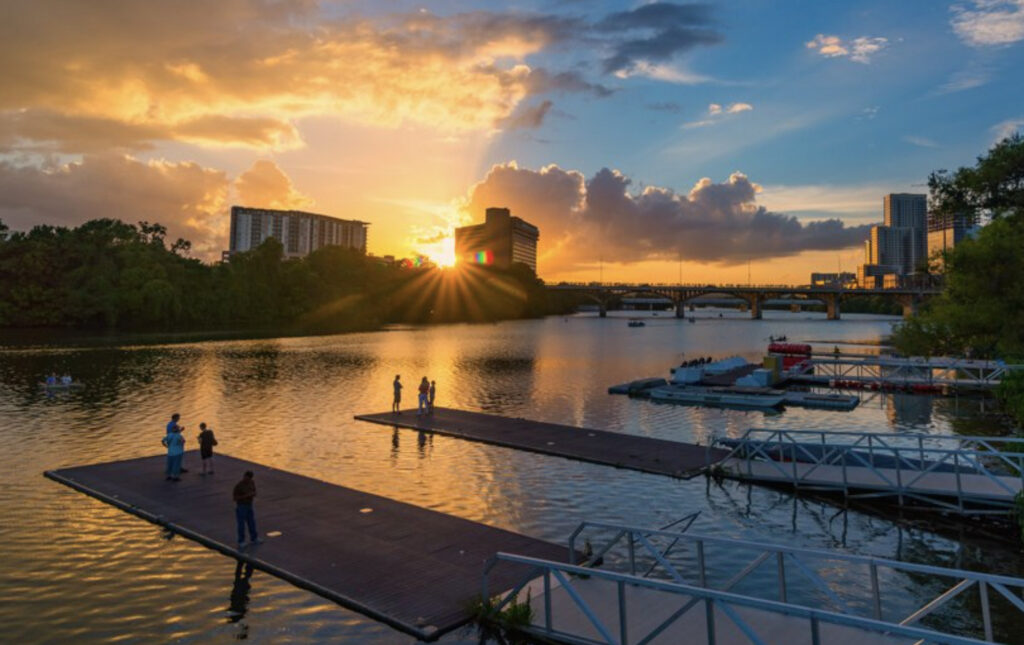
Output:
355,408,729,479
44,453,572,641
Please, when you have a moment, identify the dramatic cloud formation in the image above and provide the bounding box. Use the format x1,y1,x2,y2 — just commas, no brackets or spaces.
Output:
805,34,888,63
0,1,722,154
951,0,1024,46
0,155,229,256
458,163,870,272
0,156,315,258
235,160,313,211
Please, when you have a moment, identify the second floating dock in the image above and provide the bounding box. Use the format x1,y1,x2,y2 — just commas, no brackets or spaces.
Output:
355,407,729,479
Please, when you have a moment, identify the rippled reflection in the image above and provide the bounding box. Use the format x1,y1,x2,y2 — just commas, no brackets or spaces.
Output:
1,310,1021,642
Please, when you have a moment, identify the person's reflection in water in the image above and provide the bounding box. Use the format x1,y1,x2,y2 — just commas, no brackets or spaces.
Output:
227,558,254,639
417,430,433,457
391,427,400,461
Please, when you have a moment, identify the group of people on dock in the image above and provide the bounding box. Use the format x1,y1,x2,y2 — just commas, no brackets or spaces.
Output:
161,413,259,548
392,374,437,416
161,413,218,480
42,372,74,386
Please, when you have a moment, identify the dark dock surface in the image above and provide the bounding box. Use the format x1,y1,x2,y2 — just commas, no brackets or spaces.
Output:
355,408,729,479
45,453,571,641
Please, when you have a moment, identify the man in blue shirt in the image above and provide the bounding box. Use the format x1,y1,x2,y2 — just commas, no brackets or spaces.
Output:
166,413,189,473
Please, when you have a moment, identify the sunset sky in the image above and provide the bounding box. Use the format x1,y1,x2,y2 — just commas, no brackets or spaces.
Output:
1,0,1022,283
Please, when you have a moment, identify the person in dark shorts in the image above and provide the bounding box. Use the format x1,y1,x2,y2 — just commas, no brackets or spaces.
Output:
198,422,218,475
428,380,436,413
392,374,402,413
233,470,261,549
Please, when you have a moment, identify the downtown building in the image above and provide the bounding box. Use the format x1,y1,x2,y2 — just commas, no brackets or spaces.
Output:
927,212,978,271
454,207,539,272
858,193,927,288
227,206,369,259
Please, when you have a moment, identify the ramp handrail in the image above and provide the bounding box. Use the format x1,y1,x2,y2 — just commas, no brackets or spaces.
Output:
564,521,1024,641
714,429,1024,511
481,552,993,645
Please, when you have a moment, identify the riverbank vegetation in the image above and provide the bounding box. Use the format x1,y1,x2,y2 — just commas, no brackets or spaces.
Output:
891,134,1024,424
0,218,565,333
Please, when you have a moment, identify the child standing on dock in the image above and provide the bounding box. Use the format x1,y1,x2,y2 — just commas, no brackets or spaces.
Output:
428,380,436,413
198,422,217,475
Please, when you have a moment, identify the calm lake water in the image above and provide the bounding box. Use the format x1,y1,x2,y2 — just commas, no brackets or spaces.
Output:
1,308,1021,643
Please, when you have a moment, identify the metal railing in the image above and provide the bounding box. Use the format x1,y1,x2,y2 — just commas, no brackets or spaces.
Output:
713,429,1024,512
481,551,997,645
562,521,1024,642
789,356,1022,389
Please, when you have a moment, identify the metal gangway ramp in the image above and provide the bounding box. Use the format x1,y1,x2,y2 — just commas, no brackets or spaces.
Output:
712,429,1024,514
787,355,1022,391
482,521,1024,644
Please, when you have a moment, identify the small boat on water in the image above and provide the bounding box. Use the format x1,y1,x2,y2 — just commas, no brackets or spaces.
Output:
39,382,83,390
649,385,785,409
627,319,646,327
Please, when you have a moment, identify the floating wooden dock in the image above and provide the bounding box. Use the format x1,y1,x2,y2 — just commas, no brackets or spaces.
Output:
355,408,729,479
44,453,571,641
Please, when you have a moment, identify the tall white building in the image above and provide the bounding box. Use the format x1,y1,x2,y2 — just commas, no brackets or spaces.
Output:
228,206,369,259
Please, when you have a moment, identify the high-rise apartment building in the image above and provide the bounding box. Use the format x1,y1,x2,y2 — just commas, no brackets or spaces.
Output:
883,193,927,274
228,206,368,258
858,193,928,286
454,207,539,272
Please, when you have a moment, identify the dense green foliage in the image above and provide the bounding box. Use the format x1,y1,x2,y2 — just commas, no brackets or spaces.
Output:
0,218,561,332
892,135,1024,360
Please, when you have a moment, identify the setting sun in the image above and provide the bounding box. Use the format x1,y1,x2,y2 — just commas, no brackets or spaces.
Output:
422,235,457,267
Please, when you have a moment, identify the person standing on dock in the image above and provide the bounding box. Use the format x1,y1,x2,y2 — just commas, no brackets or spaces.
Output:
233,470,260,549
417,376,429,416
198,422,217,475
428,380,436,414
166,413,188,473
392,375,402,414
162,425,185,481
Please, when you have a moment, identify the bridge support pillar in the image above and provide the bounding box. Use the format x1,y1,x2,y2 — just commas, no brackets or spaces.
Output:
749,295,763,320
598,303,607,318
675,301,687,318
790,303,801,313
826,294,841,320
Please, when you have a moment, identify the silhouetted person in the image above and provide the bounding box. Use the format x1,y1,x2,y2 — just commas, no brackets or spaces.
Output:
198,422,218,475
428,380,436,413
233,470,260,549
392,375,402,413
417,376,429,416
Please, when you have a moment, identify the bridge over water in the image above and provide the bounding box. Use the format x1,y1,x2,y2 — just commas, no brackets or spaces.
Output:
547,283,941,320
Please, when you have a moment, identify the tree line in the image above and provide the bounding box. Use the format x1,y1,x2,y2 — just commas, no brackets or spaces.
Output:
0,218,565,333
888,134,1024,426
